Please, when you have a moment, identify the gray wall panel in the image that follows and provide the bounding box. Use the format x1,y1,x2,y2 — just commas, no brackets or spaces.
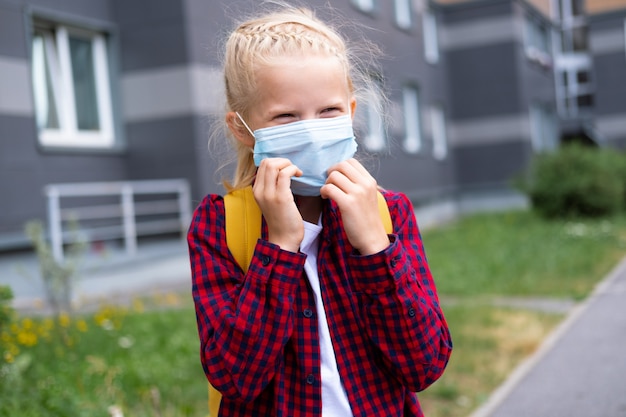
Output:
111,0,183,25
593,53,626,115
112,0,187,71
125,115,211,200
442,0,514,24
0,56,33,116
375,152,457,200
0,3,27,58
184,0,225,66
588,9,626,30
192,114,222,198
115,23,188,71
0,114,128,237
447,42,521,120
27,0,113,20
454,140,531,187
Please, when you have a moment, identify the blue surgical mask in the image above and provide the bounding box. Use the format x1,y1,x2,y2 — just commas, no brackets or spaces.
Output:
237,114,357,196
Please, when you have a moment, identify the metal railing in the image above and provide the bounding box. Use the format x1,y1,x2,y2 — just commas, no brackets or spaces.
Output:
44,179,192,261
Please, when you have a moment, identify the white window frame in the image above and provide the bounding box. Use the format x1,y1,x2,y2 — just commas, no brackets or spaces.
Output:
363,100,386,152
430,105,448,160
423,10,440,64
358,85,386,152
352,0,375,13
556,0,587,53
402,86,422,154
554,54,592,117
394,0,413,30
31,24,114,149
524,16,552,68
529,103,558,152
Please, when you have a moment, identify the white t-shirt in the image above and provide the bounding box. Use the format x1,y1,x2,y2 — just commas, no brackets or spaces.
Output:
300,219,353,417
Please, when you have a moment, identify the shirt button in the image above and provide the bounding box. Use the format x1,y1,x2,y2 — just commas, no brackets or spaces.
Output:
408,307,416,317
390,259,397,268
306,374,315,385
303,309,313,318
261,255,271,266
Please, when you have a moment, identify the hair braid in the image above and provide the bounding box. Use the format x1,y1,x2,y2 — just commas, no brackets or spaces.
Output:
210,4,384,191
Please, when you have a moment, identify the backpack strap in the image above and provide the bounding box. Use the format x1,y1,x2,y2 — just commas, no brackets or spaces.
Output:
224,185,393,272
209,185,393,415
376,190,393,236
223,186,262,273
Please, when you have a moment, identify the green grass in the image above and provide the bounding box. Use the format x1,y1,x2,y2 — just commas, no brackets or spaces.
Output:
2,210,625,416
422,210,626,299
1,300,207,417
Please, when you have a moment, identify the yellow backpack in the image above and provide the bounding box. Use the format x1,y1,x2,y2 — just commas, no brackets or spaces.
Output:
207,185,392,416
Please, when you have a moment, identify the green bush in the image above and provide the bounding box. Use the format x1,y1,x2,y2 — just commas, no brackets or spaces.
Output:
520,144,625,218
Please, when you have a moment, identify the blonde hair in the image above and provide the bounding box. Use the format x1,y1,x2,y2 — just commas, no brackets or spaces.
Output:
211,2,384,191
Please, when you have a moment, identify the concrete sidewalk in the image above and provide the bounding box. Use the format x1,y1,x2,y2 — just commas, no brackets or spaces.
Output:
0,239,191,314
470,256,626,417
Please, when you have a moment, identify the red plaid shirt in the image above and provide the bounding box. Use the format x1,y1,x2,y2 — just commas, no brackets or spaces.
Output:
188,189,452,417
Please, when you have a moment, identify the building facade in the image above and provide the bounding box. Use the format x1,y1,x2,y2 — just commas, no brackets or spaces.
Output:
0,0,624,250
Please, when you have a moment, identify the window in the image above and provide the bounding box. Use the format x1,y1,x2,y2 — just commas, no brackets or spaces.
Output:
525,18,550,54
430,105,447,160
402,86,422,154
555,55,593,117
361,97,386,152
423,11,439,64
524,16,552,67
356,83,386,152
352,0,375,13
556,0,588,53
530,103,558,151
31,22,114,148
394,0,412,30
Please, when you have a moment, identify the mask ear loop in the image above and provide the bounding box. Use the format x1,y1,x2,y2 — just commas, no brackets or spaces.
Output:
235,112,255,138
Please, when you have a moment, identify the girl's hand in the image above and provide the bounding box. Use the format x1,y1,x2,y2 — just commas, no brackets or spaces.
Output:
321,158,390,255
253,158,304,253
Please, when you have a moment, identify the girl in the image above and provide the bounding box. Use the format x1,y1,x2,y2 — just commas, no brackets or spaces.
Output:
187,4,452,417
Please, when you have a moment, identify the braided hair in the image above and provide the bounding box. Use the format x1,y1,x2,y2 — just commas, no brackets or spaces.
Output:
212,3,382,190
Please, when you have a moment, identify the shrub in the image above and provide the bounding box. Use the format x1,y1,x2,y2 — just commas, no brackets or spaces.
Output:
520,144,624,218
0,286,16,361
24,220,85,315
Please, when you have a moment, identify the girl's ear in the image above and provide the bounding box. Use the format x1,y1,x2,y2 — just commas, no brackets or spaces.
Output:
349,97,357,120
226,111,255,148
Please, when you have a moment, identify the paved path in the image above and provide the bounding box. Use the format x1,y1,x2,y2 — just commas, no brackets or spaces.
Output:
0,239,191,314
470,256,626,417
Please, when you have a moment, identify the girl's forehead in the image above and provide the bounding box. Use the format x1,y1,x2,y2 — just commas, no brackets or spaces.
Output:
255,53,348,82
250,55,352,111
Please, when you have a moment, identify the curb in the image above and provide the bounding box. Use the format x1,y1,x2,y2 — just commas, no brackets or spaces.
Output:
468,255,626,417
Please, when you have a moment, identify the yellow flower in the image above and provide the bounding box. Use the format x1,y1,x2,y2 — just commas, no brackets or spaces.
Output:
17,331,37,347
132,298,144,313
42,318,54,331
165,293,180,306
58,312,71,328
76,319,88,332
1,332,12,343
21,318,34,330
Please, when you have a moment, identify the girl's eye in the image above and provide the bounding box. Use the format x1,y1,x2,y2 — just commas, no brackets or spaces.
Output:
321,107,342,117
274,113,295,121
